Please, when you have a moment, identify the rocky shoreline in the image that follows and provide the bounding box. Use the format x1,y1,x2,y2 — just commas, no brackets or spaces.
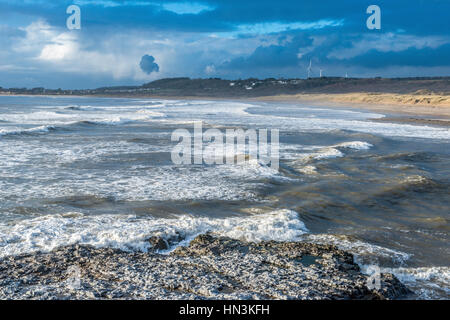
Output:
0,234,413,300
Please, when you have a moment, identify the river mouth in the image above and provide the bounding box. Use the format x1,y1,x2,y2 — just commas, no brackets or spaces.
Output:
0,96,449,299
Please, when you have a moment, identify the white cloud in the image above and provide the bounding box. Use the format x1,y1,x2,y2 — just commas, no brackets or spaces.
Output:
12,20,166,81
2,19,270,85
39,33,78,61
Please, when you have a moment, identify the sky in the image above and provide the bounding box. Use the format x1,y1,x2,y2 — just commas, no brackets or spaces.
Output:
0,0,449,89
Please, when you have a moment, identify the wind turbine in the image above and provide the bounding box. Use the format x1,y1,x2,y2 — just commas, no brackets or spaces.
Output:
307,60,312,79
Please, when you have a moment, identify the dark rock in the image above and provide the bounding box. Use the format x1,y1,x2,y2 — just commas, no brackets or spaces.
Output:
0,234,413,300
147,236,169,251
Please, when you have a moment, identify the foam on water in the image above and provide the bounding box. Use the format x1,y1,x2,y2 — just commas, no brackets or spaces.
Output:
361,265,450,300
0,125,56,137
0,111,73,123
334,141,373,150
303,233,450,299
281,141,374,163
297,165,318,175
310,147,344,160
79,115,153,126
3,98,449,139
0,161,284,202
304,233,412,264
245,107,450,140
0,135,286,202
0,108,165,127
0,209,307,258
0,138,173,168
136,109,166,117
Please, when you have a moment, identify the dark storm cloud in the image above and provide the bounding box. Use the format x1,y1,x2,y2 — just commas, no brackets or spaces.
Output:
221,34,314,71
219,29,450,75
334,43,450,68
2,0,448,34
140,55,159,74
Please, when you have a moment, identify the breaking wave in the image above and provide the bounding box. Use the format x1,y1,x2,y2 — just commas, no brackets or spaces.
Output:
0,209,308,258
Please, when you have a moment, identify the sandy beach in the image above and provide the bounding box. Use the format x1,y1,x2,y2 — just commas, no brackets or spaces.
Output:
254,92,450,119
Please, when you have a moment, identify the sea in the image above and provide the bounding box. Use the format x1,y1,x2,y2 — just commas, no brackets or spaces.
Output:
0,95,448,299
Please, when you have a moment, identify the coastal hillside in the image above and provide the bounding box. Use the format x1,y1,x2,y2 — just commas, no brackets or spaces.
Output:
1,77,449,97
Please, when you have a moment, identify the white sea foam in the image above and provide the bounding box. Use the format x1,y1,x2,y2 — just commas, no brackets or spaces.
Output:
0,125,55,137
0,137,173,168
245,106,450,140
0,159,283,202
302,233,450,298
297,165,318,175
304,234,411,264
334,141,373,150
0,111,72,123
280,141,373,162
80,115,151,125
360,265,450,300
0,108,165,127
310,141,373,159
135,109,166,117
0,209,307,258
0,134,286,202
311,147,344,160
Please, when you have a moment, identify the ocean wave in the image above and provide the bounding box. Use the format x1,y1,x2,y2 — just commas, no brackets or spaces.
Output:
63,105,101,111
0,111,72,123
74,116,146,126
308,141,374,159
373,175,446,198
135,109,166,117
297,165,318,175
0,108,165,126
333,141,373,150
0,113,162,138
0,125,56,137
310,147,344,160
0,209,307,258
282,141,373,163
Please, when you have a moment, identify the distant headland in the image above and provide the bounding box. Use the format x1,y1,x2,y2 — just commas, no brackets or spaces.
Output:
1,76,449,97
